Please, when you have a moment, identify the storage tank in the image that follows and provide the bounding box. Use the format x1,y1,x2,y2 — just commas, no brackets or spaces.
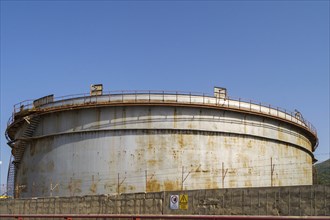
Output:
5,86,318,198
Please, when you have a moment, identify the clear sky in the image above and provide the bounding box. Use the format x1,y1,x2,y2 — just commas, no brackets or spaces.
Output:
0,0,329,189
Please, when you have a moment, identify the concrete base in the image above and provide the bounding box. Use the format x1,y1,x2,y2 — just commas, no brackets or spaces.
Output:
0,185,329,218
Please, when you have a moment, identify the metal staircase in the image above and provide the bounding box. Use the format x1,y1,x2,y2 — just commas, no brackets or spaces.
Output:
6,115,40,197
6,155,15,197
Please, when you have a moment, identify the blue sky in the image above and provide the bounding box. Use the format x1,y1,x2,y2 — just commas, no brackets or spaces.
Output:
0,0,329,188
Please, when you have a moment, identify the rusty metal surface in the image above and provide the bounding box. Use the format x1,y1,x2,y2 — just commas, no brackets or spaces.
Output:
5,90,318,198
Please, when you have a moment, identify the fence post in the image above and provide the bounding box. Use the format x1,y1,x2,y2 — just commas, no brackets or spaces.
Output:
325,185,327,216
242,189,244,214
288,188,290,216
266,191,268,215
258,189,260,215
314,187,317,216
250,190,252,215
310,188,313,216
299,188,301,216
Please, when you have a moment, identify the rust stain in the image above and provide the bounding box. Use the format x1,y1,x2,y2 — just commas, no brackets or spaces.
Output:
90,175,98,193
185,133,193,148
307,156,312,164
293,148,300,160
224,136,230,149
148,159,157,166
240,154,249,168
178,134,184,148
172,149,180,160
277,129,287,142
147,179,161,192
104,182,116,193
128,185,136,191
244,180,252,187
207,136,216,150
20,177,28,189
120,186,127,192
90,182,97,193
259,143,266,156
205,177,218,189
229,179,236,188
164,180,178,191
195,167,210,173
148,142,153,150
68,179,82,196
247,140,252,148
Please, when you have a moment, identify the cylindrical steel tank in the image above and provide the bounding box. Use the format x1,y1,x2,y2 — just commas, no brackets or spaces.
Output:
5,87,318,198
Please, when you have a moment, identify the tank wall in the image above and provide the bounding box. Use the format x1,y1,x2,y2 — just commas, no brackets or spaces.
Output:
35,106,312,152
14,106,314,198
17,130,312,198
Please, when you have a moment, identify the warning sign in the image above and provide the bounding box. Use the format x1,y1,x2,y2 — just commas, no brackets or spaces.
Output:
170,195,179,209
179,194,188,210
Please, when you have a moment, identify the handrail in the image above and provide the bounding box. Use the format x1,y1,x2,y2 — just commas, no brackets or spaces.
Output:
6,90,317,137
